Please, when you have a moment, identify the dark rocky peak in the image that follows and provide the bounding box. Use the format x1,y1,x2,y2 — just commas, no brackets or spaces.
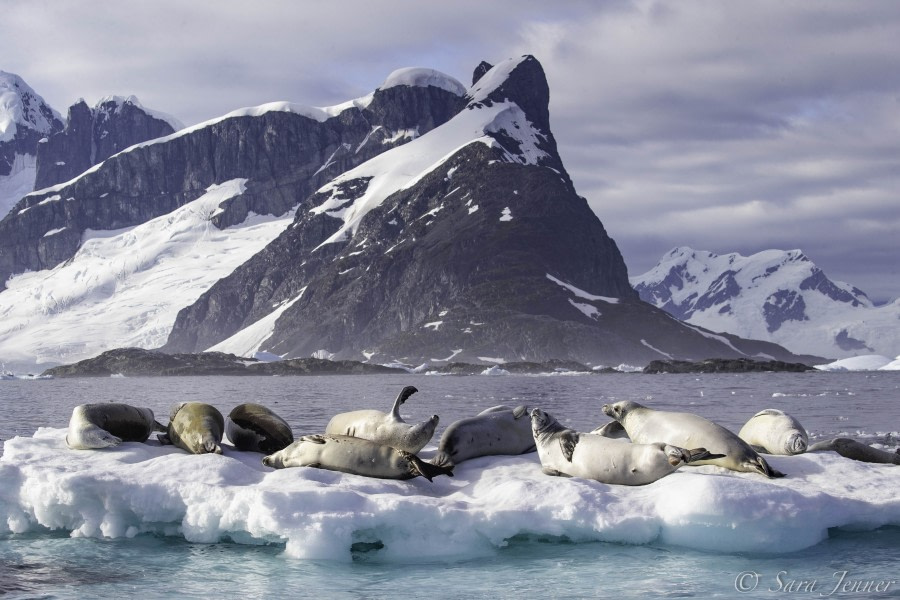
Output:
472,60,493,85
466,55,551,134
34,95,179,190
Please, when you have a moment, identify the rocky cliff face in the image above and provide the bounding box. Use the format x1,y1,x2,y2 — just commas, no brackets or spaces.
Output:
0,78,466,291
0,71,64,218
164,57,816,366
33,96,180,190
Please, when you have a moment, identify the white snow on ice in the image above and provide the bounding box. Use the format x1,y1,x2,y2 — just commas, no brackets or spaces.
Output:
815,355,898,372
0,152,36,219
0,179,295,367
1,428,898,561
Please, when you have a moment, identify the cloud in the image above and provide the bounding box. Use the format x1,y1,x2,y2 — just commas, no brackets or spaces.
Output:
2,0,898,301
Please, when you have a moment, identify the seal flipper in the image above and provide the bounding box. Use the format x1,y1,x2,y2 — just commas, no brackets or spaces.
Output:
301,434,328,444
153,420,167,432
389,386,419,420
751,455,785,478
403,451,453,481
558,430,579,462
684,448,726,463
512,405,529,419
157,433,172,445
430,451,453,468
541,467,572,477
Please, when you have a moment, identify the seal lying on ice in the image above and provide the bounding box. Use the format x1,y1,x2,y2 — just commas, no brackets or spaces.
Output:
531,408,721,485
66,403,164,450
807,438,900,464
602,400,785,478
262,434,453,481
431,405,535,467
226,403,294,453
325,386,438,454
738,409,808,455
158,402,225,455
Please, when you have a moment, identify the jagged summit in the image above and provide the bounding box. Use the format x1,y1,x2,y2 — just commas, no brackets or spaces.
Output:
632,247,897,358
377,68,466,96
0,71,63,143
472,61,493,85
0,71,64,218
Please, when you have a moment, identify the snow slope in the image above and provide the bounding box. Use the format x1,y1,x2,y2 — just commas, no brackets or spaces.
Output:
0,152,36,219
0,179,294,369
632,247,900,359
1,428,898,561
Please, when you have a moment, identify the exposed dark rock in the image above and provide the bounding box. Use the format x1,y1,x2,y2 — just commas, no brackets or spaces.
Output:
834,329,872,352
40,347,404,377
426,359,593,375
34,97,178,190
643,358,815,374
800,268,868,306
472,61,494,85
763,289,808,332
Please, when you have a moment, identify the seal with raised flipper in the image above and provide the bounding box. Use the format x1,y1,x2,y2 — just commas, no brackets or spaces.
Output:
590,420,629,439
531,408,722,485
602,400,785,478
226,403,294,453
158,402,225,455
66,403,165,450
431,405,535,467
738,409,808,455
325,386,438,454
807,438,900,464
262,434,454,481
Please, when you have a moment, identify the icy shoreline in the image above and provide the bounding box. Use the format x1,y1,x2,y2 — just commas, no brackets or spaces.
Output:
2,428,898,561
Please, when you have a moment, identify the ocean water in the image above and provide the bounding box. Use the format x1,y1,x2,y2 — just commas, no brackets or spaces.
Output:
1,372,899,599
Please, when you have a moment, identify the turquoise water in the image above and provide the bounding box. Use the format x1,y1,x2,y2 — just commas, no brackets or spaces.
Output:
1,373,899,598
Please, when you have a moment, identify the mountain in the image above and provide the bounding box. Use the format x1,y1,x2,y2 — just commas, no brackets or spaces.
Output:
162,57,816,367
0,57,819,370
34,95,182,190
632,247,900,359
0,71,64,218
0,68,469,369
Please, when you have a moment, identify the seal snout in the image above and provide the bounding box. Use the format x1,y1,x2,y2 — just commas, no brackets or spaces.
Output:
601,404,612,417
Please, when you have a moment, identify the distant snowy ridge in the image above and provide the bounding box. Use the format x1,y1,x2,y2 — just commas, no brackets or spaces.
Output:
0,71,62,143
94,94,184,131
632,247,900,359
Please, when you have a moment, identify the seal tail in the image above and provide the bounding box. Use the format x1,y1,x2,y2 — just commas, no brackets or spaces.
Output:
153,420,167,432
405,452,454,481
430,451,454,468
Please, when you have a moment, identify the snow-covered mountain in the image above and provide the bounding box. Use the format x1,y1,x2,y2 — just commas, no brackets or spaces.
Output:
34,95,182,190
632,247,900,359
0,57,818,370
0,71,63,218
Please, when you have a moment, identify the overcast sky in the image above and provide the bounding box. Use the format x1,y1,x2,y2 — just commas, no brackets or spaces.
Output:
3,0,898,301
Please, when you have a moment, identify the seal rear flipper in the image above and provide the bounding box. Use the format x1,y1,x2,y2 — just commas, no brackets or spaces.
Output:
559,430,579,462
153,420,167,432
157,433,172,445
430,451,454,468
541,467,571,477
390,386,419,419
512,405,529,419
404,452,453,481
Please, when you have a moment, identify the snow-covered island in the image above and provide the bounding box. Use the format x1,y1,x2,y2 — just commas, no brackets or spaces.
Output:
1,428,898,561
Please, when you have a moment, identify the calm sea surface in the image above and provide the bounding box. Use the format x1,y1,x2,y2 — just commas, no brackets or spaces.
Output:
1,372,898,598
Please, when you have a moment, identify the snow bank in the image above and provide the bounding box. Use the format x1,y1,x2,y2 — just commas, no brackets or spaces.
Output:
815,355,894,371
378,68,466,96
2,428,898,561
